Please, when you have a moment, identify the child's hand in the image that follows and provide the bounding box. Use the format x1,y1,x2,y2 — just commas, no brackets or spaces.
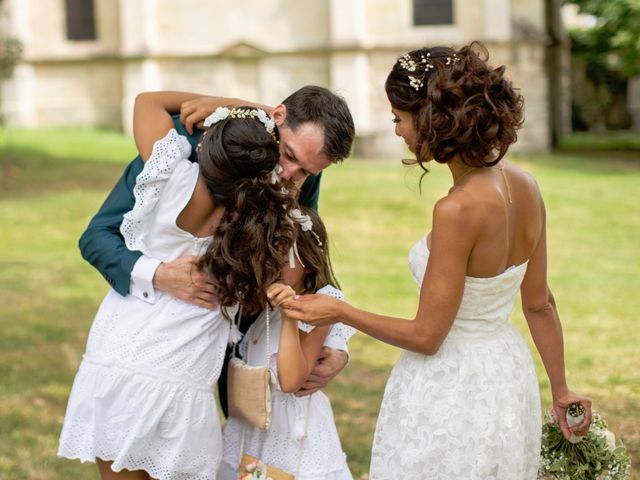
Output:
266,282,297,308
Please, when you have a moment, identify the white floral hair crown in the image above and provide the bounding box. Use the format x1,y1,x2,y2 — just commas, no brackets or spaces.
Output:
289,208,323,247
202,106,277,141
286,208,323,269
398,51,460,91
197,106,281,183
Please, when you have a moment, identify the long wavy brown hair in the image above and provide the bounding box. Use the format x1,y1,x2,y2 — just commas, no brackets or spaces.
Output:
197,110,298,315
385,42,524,175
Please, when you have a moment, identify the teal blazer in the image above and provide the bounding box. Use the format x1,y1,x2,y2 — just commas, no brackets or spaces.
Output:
79,115,321,296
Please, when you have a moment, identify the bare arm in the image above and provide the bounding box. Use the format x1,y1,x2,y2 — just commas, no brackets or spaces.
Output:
280,195,476,355
520,202,592,437
132,92,219,306
133,92,191,161
269,284,330,393
278,316,330,393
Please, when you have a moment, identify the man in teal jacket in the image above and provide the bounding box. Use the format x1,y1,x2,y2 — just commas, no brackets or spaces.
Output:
78,86,355,412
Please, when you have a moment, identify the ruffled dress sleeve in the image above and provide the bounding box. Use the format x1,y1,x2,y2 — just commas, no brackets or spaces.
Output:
120,129,192,252
298,285,357,349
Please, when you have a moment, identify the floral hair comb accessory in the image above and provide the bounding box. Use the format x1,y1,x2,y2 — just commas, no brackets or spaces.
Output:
289,208,323,247
398,51,460,91
197,107,281,182
203,106,276,138
286,208,323,269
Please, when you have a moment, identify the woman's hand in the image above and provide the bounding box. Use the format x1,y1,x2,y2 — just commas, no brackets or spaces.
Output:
266,283,297,309
552,391,592,439
279,294,342,327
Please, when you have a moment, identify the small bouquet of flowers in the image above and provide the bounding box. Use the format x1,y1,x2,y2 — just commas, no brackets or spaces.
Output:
238,453,294,480
239,459,270,480
538,404,631,480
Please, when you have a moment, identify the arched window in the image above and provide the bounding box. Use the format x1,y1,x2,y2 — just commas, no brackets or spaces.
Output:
413,0,454,26
65,0,96,40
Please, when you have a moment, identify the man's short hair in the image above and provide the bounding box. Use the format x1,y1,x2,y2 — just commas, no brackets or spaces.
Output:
281,85,355,163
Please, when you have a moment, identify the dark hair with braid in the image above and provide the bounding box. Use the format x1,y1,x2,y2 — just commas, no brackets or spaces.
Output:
385,42,524,175
197,108,298,315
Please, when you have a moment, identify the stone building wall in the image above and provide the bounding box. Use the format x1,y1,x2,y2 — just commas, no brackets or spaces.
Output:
2,0,556,155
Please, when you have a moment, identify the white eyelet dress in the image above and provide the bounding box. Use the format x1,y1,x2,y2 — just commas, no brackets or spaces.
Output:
218,285,354,480
58,129,234,480
369,236,542,480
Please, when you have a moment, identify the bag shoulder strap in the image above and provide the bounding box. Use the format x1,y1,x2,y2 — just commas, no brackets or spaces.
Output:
233,304,271,369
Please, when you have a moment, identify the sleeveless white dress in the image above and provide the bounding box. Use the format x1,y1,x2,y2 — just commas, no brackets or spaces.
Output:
58,129,233,479
218,285,353,480
369,236,541,480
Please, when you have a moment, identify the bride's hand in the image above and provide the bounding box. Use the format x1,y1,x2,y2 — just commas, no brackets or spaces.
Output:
279,294,341,327
552,391,592,439
266,283,297,308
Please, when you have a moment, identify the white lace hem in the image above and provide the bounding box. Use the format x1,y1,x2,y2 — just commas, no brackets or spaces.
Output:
58,359,222,480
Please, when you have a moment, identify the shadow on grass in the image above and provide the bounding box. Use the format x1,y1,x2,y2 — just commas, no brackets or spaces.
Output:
0,146,129,201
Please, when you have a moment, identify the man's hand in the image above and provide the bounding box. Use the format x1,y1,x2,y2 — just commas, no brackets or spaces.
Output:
179,97,221,135
180,96,274,135
153,256,217,309
295,347,348,397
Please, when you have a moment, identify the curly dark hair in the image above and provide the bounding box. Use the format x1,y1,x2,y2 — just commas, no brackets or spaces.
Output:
385,42,524,171
294,207,340,293
197,109,298,315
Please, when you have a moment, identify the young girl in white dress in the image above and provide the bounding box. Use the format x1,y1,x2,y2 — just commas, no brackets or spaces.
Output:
219,207,354,480
57,92,299,480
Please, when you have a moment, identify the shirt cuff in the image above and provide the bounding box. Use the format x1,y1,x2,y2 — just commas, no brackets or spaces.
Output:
323,335,351,364
130,255,162,304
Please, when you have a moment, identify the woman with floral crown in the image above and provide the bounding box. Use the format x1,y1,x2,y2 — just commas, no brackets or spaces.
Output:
278,42,593,479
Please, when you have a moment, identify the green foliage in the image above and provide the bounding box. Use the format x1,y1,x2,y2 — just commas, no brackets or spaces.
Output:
0,36,21,79
566,0,640,77
565,0,640,131
0,0,22,80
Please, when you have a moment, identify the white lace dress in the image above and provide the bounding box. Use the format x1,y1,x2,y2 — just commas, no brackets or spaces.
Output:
58,129,233,480
218,285,354,480
369,236,541,480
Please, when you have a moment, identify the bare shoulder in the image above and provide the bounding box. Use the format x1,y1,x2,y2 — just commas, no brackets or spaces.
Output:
433,190,481,232
505,160,541,193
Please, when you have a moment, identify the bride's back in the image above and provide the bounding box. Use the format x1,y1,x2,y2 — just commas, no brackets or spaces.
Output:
454,161,544,279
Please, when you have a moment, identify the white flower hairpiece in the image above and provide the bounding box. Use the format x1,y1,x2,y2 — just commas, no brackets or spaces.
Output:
397,51,459,91
270,164,283,184
286,208,322,269
289,208,314,232
255,108,276,136
202,106,277,141
203,106,230,127
289,208,323,248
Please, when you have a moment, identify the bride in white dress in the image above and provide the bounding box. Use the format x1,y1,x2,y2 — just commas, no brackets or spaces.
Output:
278,42,592,479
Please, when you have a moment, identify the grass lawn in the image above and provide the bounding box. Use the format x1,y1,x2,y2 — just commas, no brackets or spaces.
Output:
1,127,638,479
